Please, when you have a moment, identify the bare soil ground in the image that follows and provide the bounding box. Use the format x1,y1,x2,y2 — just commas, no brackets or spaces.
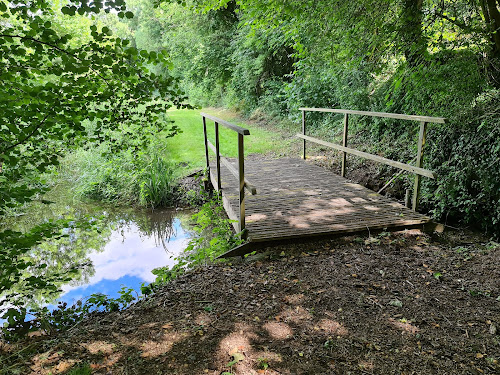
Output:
4,229,499,375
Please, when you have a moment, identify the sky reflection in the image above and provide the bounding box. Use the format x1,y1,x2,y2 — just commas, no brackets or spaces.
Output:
60,216,191,303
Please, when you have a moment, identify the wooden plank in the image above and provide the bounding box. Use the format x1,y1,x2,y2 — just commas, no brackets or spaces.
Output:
207,139,216,155
215,122,221,191
248,220,430,242
298,108,447,124
218,242,257,258
412,121,427,211
219,157,257,195
341,113,348,177
210,169,240,232
296,134,435,178
212,158,432,244
201,112,250,135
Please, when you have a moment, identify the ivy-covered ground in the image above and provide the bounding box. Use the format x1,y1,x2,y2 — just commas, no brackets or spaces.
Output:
3,230,499,375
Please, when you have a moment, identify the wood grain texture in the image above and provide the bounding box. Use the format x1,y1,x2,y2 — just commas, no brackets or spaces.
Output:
298,107,447,124
210,158,431,242
296,134,435,178
201,112,250,135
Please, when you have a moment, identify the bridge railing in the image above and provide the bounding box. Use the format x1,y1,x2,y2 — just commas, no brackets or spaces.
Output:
201,112,257,234
297,108,447,211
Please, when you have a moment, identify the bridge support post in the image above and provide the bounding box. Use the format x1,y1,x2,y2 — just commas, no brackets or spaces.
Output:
238,133,246,235
412,121,427,211
341,113,349,177
302,110,306,160
215,121,221,191
202,116,210,182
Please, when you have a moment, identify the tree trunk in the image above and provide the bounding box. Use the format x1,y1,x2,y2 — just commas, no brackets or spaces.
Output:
399,0,425,66
485,0,500,58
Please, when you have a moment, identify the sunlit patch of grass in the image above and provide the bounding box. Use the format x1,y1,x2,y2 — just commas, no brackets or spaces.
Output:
165,109,289,171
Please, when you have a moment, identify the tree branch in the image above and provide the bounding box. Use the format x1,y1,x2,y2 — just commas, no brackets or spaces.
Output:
0,34,111,86
433,11,479,33
2,112,51,154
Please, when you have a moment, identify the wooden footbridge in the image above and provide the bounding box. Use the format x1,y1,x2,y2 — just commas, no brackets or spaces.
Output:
201,109,446,257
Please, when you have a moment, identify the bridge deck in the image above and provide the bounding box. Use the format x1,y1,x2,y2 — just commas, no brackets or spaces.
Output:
210,158,431,242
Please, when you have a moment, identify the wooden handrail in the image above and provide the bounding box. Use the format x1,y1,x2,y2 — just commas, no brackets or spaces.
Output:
202,113,256,235
296,134,435,178
299,107,447,124
299,108,447,212
206,140,257,195
200,112,250,135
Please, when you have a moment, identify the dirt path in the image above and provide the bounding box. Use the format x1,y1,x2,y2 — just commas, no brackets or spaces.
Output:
2,111,496,375
3,230,500,375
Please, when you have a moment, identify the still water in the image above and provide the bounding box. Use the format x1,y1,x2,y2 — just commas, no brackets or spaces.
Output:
6,185,194,308
56,208,193,306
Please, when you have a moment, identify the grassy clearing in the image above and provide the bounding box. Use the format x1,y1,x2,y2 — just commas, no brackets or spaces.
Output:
165,108,292,171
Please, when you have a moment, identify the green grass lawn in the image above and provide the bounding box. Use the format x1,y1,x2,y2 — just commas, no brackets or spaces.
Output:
165,108,290,172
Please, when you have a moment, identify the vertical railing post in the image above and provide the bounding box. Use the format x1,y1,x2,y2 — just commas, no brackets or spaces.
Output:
412,121,427,211
214,121,221,191
237,133,246,234
341,113,349,177
302,110,306,160
202,116,210,175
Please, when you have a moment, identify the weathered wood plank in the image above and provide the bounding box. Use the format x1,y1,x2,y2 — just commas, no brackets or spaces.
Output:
207,139,217,155
211,158,432,244
298,107,447,124
201,112,250,135
219,156,257,195
296,134,435,178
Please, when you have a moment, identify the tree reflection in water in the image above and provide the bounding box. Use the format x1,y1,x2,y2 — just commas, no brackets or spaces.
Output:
3,190,192,308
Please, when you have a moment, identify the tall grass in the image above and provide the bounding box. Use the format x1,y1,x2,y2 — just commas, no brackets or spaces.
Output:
139,155,175,208
61,144,177,207
59,109,284,208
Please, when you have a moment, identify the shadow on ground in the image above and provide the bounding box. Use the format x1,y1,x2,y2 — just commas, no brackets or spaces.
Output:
4,230,500,374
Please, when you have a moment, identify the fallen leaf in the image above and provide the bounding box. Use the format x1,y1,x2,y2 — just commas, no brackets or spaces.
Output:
389,299,403,308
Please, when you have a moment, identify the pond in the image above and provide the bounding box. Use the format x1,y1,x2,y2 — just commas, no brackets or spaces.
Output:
3,184,195,310
55,208,193,306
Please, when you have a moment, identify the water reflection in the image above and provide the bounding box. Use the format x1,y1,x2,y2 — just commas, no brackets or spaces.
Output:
59,211,191,304
3,186,193,307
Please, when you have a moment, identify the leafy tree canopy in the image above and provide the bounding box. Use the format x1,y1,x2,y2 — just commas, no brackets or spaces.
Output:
0,0,189,213
0,0,189,326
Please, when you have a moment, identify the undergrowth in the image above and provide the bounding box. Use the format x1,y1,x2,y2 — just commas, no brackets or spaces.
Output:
61,143,178,209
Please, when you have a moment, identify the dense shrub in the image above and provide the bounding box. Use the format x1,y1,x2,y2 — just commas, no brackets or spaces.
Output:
428,90,500,234
120,0,500,237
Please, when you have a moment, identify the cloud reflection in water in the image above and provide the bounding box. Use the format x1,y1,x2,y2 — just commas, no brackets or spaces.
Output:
60,216,191,302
